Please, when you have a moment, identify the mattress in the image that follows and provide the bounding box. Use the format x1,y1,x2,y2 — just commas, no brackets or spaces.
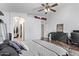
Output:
21,40,68,56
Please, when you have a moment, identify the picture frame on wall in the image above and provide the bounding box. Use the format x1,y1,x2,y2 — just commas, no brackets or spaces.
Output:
56,24,64,32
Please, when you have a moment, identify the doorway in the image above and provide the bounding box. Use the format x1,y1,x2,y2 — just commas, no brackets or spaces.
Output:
13,16,25,42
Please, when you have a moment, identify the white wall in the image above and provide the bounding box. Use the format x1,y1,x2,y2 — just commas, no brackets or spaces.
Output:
27,15,41,40
47,3,79,36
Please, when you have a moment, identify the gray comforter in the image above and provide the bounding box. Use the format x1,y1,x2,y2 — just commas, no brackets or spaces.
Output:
21,40,68,56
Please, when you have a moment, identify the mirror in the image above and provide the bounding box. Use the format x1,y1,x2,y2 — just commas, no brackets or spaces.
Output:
56,24,64,32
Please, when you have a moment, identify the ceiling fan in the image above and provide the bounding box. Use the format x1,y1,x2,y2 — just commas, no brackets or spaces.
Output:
38,3,58,14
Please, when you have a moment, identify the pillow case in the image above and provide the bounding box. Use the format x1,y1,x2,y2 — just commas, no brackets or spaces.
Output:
12,41,26,50
3,40,21,54
9,41,22,54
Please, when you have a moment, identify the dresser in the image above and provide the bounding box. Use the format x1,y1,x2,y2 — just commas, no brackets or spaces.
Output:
48,32,68,43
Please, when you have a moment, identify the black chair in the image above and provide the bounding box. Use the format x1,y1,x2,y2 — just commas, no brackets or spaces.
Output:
71,32,79,45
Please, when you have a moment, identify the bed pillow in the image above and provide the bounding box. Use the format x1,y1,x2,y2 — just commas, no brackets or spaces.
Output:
3,40,22,54
12,41,27,50
9,41,22,54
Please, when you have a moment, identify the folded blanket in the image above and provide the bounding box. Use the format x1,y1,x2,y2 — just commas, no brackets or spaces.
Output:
3,40,26,54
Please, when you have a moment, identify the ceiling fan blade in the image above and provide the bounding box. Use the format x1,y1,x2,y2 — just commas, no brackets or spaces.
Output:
50,9,56,12
38,9,44,12
41,4,45,7
51,3,58,7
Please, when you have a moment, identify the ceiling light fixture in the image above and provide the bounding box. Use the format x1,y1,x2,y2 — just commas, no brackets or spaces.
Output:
38,3,58,14
44,8,50,12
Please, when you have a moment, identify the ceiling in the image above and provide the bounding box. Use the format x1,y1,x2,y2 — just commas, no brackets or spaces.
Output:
0,3,79,17
0,3,60,16
0,3,41,14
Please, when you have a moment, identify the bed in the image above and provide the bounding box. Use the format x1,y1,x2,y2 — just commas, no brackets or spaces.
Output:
21,39,69,56
0,39,69,56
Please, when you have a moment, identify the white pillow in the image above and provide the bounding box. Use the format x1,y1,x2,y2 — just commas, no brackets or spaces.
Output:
13,39,29,51
20,41,29,51
0,41,3,44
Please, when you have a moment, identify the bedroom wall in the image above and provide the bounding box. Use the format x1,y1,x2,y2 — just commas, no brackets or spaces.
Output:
27,15,41,40
47,3,79,36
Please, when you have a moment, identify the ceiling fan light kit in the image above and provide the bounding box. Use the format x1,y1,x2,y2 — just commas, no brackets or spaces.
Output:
44,8,50,12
